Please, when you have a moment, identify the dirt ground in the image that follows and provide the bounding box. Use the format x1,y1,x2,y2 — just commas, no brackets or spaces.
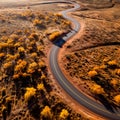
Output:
0,1,90,120
1,0,120,120
59,0,120,116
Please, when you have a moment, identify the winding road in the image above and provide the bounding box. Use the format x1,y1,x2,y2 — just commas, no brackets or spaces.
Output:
49,1,120,120
1,0,120,119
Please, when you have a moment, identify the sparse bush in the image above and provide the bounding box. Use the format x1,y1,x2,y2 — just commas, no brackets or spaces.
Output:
88,70,98,77
91,84,105,95
41,106,52,119
0,53,5,59
18,47,25,53
33,19,42,26
116,69,120,75
29,33,39,41
54,13,62,18
27,62,38,73
59,109,69,119
15,60,27,73
108,60,117,66
37,83,45,91
49,31,62,41
24,87,36,101
110,79,118,86
3,62,12,69
41,74,46,80
38,61,46,69
114,95,120,105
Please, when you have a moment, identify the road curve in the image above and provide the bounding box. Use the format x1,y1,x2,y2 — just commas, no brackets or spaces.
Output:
1,0,120,119
49,1,120,120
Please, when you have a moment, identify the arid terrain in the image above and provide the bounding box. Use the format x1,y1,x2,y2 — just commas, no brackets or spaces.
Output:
0,1,89,120
0,0,120,120
60,0,120,110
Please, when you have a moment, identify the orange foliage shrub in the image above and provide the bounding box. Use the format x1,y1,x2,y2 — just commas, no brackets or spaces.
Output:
88,70,98,77
39,61,46,68
7,38,14,44
0,43,8,48
24,87,36,101
13,74,20,79
59,109,69,119
5,54,15,61
49,31,62,41
54,13,62,17
29,33,39,41
0,53,5,58
108,60,117,66
30,52,38,58
14,42,21,47
41,74,46,80
91,84,105,95
41,106,52,118
114,95,120,105
18,47,25,53
33,19,42,26
27,62,38,73
3,62,12,69
37,83,45,91
15,60,27,73
110,78,118,88
116,69,120,75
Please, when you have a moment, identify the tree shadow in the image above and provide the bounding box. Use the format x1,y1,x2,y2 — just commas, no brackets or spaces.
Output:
96,94,118,113
92,76,113,91
92,77,119,113
27,97,40,119
52,37,66,48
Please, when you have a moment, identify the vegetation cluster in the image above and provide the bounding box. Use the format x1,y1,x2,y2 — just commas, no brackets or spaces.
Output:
0,8,87,120
63,46,120,106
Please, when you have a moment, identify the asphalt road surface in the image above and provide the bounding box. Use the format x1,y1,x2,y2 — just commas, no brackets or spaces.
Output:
1,0,120,119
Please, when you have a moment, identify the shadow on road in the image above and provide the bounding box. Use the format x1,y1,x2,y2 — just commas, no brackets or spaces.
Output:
52,37,66,48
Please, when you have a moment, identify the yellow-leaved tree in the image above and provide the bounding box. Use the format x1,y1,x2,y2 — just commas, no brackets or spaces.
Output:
24,87,36,101
27,62,38,73
91,84,105,95
59,109,69,119
37,83,45,91
88,70,98,78
41,106,52,119
114,95,120,105
110,79,118,87
49,31,61,41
